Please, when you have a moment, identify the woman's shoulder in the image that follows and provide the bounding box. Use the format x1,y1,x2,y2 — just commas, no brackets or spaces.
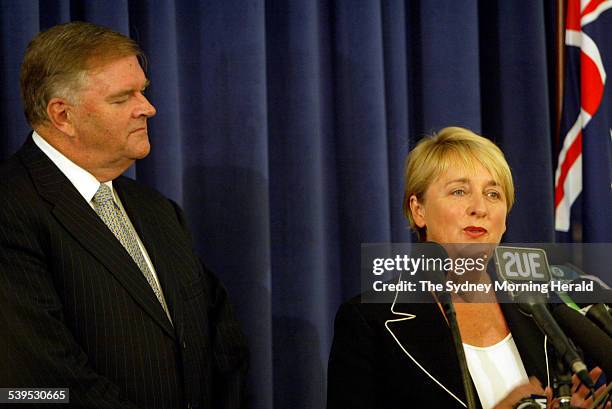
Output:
333,290,439,332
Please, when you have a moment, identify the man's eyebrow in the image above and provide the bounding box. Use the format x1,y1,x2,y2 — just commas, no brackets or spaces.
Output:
106,79,150,100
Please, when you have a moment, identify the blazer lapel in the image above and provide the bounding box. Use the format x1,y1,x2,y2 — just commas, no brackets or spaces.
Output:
384,285,468,407
386,295,550,407
19,138,175,339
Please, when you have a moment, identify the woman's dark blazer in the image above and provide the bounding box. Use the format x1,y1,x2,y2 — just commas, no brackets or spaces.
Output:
327,289,551,409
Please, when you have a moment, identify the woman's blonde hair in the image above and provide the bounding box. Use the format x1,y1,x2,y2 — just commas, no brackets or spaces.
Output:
403,127,515,241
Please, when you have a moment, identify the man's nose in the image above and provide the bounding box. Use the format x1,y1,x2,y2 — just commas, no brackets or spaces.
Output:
135,93,156,118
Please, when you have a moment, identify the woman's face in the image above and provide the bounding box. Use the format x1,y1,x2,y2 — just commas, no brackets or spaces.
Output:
409,161,508,244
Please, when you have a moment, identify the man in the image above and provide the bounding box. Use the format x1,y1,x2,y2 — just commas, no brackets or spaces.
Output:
0,22,248,409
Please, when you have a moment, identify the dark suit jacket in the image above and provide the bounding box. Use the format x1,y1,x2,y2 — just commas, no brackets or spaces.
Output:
0,138,248,409
327,290,550,409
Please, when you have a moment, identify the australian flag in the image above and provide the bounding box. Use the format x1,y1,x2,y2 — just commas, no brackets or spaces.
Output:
555,0,612,242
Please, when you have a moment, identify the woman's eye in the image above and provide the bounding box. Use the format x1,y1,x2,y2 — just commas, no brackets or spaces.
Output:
487,191,501,199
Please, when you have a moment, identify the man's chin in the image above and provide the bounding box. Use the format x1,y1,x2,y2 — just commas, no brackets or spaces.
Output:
130,139,151,159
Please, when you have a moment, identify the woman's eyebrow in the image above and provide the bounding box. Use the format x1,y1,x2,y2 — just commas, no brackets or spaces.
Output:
444,178,468,186
444,178,500,187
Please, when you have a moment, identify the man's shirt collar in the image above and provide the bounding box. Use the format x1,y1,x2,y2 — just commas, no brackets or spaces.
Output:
32,131,114,204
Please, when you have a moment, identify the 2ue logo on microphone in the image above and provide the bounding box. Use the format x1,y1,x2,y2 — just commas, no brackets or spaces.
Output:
494,246,551,282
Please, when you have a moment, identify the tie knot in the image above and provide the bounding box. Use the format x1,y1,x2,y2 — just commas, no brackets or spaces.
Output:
93,183,114,206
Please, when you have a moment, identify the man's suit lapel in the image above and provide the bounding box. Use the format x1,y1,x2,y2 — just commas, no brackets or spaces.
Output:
19,138,175,339
384,289,469,407
114,178,186,340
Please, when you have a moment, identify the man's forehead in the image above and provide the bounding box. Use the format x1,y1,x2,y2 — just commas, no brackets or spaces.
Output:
83,56,147,90
86,52,142,70
86,55,144,77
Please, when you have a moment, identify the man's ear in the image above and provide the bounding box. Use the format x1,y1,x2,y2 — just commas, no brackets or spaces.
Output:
47,98,76,136
409,195,426,228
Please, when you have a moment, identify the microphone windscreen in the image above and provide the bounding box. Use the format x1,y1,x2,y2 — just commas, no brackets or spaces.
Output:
552,304,612,375
566,277,612,308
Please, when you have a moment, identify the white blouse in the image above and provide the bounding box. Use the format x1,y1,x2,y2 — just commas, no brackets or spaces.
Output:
463,333,529,409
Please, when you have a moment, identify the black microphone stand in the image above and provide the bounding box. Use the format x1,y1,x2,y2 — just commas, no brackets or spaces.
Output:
552,350,585,409
439,295,479,409
425,242,478,409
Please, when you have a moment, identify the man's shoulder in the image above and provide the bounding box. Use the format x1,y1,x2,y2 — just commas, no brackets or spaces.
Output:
0,150,36,201
0,152,48,236
115,175,169,203
114,176,183,221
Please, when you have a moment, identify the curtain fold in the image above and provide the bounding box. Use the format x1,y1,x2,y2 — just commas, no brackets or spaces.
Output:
416,0,482,132
0,1,557,407
479,0,555,242
266,2,337,408
381,1,413,243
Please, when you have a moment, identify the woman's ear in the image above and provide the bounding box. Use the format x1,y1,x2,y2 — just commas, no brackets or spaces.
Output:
409,195,426,228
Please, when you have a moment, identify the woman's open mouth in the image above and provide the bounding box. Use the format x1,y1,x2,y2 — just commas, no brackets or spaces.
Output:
464,226,487,238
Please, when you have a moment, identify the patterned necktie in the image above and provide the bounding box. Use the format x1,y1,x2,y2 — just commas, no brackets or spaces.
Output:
92,183,172,324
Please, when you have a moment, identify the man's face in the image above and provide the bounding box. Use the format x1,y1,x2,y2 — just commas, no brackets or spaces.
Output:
69,55,156,175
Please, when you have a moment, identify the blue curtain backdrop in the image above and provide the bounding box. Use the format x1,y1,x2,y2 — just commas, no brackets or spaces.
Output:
0,1,557,408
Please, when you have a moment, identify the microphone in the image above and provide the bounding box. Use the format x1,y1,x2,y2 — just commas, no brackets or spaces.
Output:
551,264,612,338
493,246,594,389
422,242,479,409
579,304,612,338
567,279,612,339
551,304,612,375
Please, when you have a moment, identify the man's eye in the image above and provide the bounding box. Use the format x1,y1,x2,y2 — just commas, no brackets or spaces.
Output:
452,189,466,196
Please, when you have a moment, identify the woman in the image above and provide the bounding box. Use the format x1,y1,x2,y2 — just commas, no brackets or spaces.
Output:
327,127,606,409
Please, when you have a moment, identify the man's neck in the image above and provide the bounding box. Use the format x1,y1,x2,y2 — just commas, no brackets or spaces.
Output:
34,125,131,182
